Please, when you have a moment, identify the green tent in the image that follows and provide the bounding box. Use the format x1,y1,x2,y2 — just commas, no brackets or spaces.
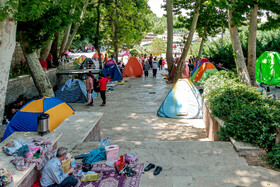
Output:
256,51,280,85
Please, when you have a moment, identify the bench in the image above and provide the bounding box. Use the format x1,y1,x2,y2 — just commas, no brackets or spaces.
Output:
54,111,103,151
0,131,61,187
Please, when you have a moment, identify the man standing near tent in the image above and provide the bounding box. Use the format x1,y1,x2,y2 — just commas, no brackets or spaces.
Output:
99,74,109,106
153,57,159,77
86,73,94,106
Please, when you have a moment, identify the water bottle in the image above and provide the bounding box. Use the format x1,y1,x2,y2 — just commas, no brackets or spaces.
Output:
103,139,107,147
107,137,110,146
98,139,103,149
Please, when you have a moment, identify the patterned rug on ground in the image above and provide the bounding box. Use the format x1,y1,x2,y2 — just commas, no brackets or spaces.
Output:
74,163,144,187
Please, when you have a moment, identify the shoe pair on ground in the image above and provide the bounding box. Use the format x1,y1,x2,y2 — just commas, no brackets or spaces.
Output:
100,104,106,106
144,163,162,175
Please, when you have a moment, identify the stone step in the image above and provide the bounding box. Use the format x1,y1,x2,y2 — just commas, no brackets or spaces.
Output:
71,141,280,186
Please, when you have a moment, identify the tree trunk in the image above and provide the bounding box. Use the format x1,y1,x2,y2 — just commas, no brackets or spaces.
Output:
59,8,75,56
24,51,54,97
39,40,53,61
0,15,17,126
94,0,103,69
114,42,118,63
197,23,208,61
197,36,206,60
228,8,251,85
65,0,89,52
19,31,54,97
50,32,59,66
166,0,173,73
247,3,258,86
173,0,201,83
60,24,72,56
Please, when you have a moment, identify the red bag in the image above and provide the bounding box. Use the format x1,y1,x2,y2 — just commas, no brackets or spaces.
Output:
31,175,42,187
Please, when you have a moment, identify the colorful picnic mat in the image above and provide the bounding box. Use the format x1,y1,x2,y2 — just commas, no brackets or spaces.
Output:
74,163,144,187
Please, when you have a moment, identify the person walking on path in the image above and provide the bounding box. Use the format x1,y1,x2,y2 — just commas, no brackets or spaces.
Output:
143,58,150,77
149,54,153,69
99,74,109,106
159,57,163,70
86,73,94,106
152,57,159,77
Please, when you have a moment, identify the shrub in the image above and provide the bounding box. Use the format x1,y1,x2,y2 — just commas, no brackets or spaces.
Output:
266,143,280,169
203,71,280,167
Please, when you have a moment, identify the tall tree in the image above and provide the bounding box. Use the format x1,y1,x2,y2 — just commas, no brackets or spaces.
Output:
0,0,17,126
65,0,89,52
173,0,202,83
104,0,153,61
227,5,251,85
15,0,73,96
166,0,174,73
247,3,258,85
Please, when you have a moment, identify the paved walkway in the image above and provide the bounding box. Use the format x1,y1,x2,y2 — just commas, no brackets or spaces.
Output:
70,70,207,142
69,70,280,187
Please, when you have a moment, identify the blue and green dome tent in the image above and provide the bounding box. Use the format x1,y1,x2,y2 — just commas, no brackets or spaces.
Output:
157,79,202,119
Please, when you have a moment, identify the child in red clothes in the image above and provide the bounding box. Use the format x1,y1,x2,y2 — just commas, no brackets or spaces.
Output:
99,74,109,106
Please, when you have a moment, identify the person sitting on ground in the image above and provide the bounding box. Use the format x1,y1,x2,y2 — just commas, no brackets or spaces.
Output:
99,74,109,106
40,147,78,187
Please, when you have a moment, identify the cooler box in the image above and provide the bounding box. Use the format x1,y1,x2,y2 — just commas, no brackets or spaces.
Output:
105,145,119,161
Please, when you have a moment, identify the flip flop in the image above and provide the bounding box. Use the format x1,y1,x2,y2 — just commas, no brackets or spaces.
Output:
153,166,162,175
144,163,155,172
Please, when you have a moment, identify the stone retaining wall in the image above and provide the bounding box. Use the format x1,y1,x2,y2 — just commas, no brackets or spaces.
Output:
5,63,73,106
203,100,224,141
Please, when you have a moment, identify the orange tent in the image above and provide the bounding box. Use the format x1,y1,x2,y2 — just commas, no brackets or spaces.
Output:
122,57,143,77
92,52,104,60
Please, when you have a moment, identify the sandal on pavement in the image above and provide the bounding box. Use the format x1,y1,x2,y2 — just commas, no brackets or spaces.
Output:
153,166,162,175
144,163,155,172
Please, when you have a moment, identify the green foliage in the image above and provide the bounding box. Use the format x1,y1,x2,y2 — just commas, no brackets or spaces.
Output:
103,0,153,48
151,15,167,35
203,71,280,168
15,0,76,53
203,29,280,70
266,143,280,169
146,38,166,56
9,61,31,79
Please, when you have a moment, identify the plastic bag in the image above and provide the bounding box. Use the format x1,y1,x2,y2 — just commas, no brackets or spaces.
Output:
3,140,27,156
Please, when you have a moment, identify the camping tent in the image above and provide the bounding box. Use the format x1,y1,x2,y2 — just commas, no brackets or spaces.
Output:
192,58,210,75
157,79,202,119
101,60,123,81
122,57,143,77
74,56,95,69
256,51,280,85
168,58,190,81
55,79,98,103
92,52,104,60
191,62,217,85
3,97,75,140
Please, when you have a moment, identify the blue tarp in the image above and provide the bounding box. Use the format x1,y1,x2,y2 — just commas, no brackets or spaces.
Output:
157,79,202,119
101,61,123,81
55,79,97,103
